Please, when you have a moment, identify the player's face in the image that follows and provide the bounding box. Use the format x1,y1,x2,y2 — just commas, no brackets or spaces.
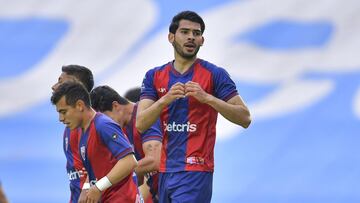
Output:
55,96,82,130
52,72,78,91
171,19,204,59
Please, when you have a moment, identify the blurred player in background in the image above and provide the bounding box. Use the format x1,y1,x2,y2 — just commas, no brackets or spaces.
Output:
124,86,141,103
51,65,94,203
91,85,162,203
51,82,142,202
136,10,251,202
0,181,9,203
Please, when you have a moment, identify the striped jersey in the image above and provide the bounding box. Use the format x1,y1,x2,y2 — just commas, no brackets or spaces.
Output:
140,59,238,172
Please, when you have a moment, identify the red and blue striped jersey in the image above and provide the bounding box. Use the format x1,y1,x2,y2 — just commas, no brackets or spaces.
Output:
79,112,139,202
63,127,86,203
140,59,238,172
123,103,162,160
123,103,162,200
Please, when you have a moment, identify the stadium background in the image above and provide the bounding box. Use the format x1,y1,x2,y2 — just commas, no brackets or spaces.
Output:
1,0,359,202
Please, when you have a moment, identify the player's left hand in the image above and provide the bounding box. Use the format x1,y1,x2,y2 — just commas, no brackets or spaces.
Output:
86,186,101,203
184,81,211,103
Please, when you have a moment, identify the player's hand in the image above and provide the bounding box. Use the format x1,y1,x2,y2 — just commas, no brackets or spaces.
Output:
163,82,186,104
86,186,101,203
78,189,88,203
185,81,210,103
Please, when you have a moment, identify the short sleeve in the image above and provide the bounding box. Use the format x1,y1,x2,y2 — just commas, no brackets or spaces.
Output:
96,119,134,160
141,118,162,143
140,69,158,101
213,67,239,101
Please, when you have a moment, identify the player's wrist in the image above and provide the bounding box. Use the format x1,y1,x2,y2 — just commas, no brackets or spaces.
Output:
95,176,112,192
82,182,90,190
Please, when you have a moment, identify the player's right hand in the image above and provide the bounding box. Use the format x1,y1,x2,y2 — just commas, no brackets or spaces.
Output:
163,82,186,104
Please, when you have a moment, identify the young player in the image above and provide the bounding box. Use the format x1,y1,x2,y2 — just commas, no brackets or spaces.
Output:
136,11,251,202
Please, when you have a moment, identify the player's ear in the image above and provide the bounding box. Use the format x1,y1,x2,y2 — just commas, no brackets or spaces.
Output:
112,101,120,112
200,36,204,46
168,33,174,44
76,100,85,112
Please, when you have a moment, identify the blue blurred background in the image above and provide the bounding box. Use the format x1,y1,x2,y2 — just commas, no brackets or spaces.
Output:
1,0,360,202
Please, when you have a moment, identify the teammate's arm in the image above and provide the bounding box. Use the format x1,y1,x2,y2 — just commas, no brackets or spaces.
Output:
135,140,162,177
86,154,138,202
185,81,251,128
136,82,185,133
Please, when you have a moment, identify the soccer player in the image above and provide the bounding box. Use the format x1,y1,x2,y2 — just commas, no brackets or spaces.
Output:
136,11,251,202
90,85,162,203
52,65,94,203
0,182,9,203
51,82,141,202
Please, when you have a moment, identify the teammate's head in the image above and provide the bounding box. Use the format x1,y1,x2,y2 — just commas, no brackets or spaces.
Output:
90,85,131,127
169,11,205,35
124,87,141,103
52,64,94,92
51,81,91,129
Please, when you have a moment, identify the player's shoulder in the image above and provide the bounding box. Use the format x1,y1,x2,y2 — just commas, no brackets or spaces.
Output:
93,113,118,129
146,61,172,74
197,58,228,74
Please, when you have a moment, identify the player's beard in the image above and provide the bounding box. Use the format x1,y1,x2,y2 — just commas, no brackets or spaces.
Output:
172,39,200,60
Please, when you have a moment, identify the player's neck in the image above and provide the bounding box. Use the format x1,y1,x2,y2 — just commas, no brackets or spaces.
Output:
123,103,134,127
173,56,197,74
81,108,96,131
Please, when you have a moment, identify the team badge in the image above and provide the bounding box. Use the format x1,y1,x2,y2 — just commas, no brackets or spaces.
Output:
80,145,86,161
112,133,118,140
65,137,69,151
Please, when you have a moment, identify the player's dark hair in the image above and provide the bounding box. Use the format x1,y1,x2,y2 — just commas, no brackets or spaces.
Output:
90,85,129,112
169,10,205,34
51,81,91,107
124,87,141,103
62,65,94,92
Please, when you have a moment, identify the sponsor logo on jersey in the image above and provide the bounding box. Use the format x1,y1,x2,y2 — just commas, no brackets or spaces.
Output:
163,121,197,132
186,156,205,165
158,87,167,93
67,169,82,181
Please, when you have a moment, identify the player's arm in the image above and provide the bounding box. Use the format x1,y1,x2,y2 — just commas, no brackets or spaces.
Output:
135,140,162,176
86,154,137,203
207,95,251,128
136,82,185,133
185,81,251,128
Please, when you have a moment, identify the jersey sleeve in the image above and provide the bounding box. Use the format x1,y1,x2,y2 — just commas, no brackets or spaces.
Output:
213,67,239,101
140,69,158,101
96,120,134,160
141,118,162,143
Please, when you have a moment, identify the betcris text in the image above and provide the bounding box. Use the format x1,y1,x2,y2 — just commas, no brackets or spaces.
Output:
163,121,197,132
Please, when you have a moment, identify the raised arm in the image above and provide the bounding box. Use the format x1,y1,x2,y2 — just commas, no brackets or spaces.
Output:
185,81,251,128
136,82,186,133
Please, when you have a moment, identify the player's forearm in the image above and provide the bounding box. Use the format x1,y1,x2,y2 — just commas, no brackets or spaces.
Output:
135,156,159,175
106,154,138,185
207,96,251,128
136,99,167,133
